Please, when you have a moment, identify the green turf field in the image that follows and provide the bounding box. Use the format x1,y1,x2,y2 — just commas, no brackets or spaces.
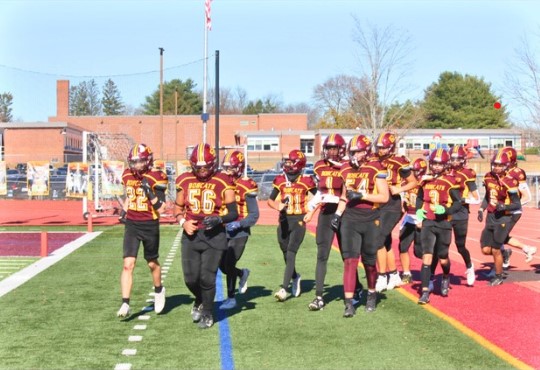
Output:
0,225,512,369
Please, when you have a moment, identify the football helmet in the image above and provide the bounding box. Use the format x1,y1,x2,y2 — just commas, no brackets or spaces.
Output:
128,143,154,179
375,132,396,159
347,134,372,168
448,145,467,170
282,149,307,175
499,146,517,168
411,158,428,178
189,143,217,181
222,150,245,179
491,149,511,175
428,148,450,175
322,134,346,162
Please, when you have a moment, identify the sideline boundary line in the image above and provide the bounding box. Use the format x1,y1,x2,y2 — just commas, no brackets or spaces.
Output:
0,232,101,298
305,229,533,370
216,270,235,370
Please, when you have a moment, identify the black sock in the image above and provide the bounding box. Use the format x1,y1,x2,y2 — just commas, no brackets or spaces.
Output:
122,298,130,305
154,285,163,294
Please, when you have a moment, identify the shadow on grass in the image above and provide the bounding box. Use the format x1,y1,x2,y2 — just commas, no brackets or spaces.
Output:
119,293,193,322
215,285,272,322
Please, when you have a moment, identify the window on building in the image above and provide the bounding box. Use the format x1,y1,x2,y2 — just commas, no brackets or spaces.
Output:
300,139,314,155
246,137,279,152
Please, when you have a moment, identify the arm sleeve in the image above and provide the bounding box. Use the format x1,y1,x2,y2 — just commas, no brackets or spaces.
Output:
445,188,463,215
221,201,239,223
154,187,167,203
505,191,522,212
415,187,424,210
269,187,280,201
240,193,260,228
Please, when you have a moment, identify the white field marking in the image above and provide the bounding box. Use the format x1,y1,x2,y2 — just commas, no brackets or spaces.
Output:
165,258,173,262
161,275,167,279
114,363,132,370
133,325,147,330
148,292,155,296
138,315,150,320
146,299,154,303
162,266,170,270
163,262,172,266
128,336,142,342
0,232,102,298
122,349,137,356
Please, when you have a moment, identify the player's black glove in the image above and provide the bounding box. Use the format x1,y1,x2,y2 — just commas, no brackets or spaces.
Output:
119,210,127,224
202,215,223,230
330,213,342,230
477,209,483,222
496,203,506,212
346,190,363,201
141,178,156,200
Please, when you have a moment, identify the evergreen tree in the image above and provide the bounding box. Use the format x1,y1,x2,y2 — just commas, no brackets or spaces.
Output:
421,71,509,129
0,92,13,122
141,79,202,115
69,80,102,116
101,79,125,115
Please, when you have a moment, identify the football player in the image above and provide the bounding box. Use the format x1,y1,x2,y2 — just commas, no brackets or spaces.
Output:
477,149,521,286
174,143,238,329
305,134,364,311
333,134,389,316
218,150,260,310
117,143,168,318
268,149,317,302
374,132,418,292
416,149,462,304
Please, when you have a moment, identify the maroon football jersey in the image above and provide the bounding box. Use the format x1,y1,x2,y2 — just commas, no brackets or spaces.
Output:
451,166,477,199
506,166,527,199
313,158,345,196
175,171,235,227
339,160,387,210
381,155,412,186
403,180,420,215
482,172,519,213
234,177,258,221
419,174,458,221
272,174,316,215
122,169,169,221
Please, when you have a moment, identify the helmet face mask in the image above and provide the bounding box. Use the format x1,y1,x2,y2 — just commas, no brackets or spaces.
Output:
190,143,217,181
491,150,511,175
283,149,306,175
347,135,372,168
128,144,154,179
448,145,467,170
323,134,346,162
428,149,450,175
222,150,245,179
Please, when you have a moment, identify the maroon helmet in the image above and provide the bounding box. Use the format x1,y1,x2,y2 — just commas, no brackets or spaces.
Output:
347,134,372,168
322,134,346,162
375,132,396,159
499,147,517,168
428,148,450,175
189,143,217,181
491,149,511,175
412,157,428,178
448,145,468,170
128,143,154,179
222,150,245,179
282,149,307,175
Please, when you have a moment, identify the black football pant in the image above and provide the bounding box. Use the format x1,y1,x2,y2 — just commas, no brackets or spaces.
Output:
219,236,248,299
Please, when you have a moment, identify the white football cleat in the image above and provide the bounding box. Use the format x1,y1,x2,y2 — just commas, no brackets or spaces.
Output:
291,274,302,297
375,274,387,293
523,246,537,263
117,302,130,318
274,288,287,302
466,263,475,286
387,272,402,290
154,287,166,314
238,268,250,294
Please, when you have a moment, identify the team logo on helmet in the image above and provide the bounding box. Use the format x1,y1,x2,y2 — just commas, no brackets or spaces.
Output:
347,134,372,168
500,147,517,167
283,149,307,175
412,157,428,178
375,132,396,158
222,150,246,179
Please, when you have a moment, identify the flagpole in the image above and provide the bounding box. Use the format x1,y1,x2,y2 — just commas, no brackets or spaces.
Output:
202,0,211,144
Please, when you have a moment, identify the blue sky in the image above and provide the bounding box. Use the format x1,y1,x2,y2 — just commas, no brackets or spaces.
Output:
1,0,539,123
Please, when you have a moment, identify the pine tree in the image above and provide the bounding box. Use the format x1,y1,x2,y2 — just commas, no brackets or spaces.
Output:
101,79,125,115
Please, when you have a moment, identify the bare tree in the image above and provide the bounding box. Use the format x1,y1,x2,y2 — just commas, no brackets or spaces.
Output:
505,28,540,129
312,74,363,128
351,18,416,136
206,86,249,114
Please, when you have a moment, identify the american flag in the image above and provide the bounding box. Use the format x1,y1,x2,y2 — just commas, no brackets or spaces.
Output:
205,0,212,30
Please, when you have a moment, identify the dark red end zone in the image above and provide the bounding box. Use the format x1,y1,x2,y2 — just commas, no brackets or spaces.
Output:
0,232,85,256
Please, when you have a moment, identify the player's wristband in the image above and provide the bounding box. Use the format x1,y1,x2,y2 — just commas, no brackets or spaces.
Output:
152,199,163,211
179,218,186,227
